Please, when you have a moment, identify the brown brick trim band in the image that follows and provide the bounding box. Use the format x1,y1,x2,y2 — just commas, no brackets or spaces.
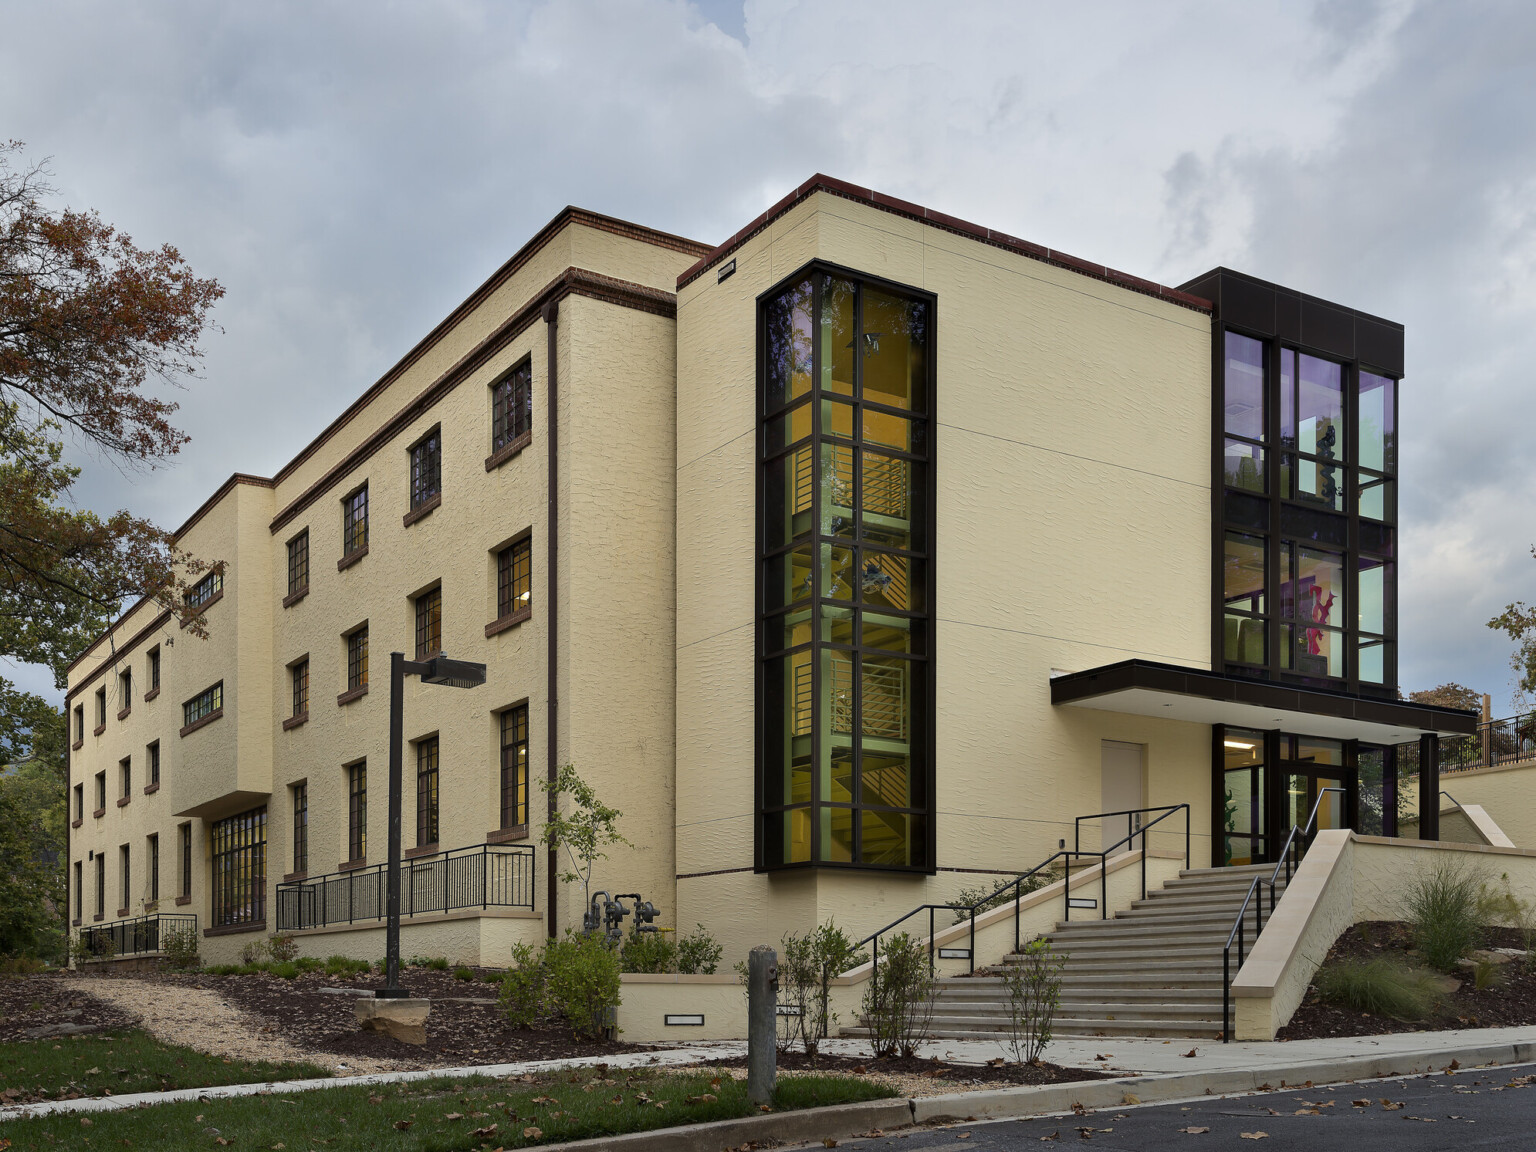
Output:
144,782,160,795
116,796,130,808
72,740,84,751
337,858,366,872
93,807,105,819
204,920,266,937
402,493,441,527
269,268,676,535
117,908,129,917
676,173,1214,314
282,585,309,608
282,871,307,884
282,711,309,731
486,825,529,844
93,724,106,737
143,687,160,702
174,895,192,906
337,546,368,572
117,707,131,721
336,686,369,706
179,708,224,738
178,589,223,628
71,818,83,829
485,430,532,472
404,844,440,859
484,607,532,638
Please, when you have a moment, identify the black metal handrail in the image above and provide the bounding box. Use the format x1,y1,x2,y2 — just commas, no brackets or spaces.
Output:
81,912,198,959
1221,786,1345,1042
274,842,535,931
854,805,1190,985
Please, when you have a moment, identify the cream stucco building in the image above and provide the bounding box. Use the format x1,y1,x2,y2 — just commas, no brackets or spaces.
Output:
65,176,1477,968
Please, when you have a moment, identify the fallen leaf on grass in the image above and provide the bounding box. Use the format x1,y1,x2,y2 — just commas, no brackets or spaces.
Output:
1240,1133,1268,1140
1177,1126,1209,1134
522,1126,543,1139
532,1095,558,1106
392,1120,412,1131
84,1067,100,1075
79,1119,92,1127
368,1094,383,1105
444,1111,464,1120
471,1124,498,1137
685,1094,718,1105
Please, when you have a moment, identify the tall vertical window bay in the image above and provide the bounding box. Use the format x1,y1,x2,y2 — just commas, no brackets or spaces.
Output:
758,268,933,872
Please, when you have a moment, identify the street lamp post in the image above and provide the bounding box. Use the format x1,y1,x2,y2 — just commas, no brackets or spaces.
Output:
377,651,486,999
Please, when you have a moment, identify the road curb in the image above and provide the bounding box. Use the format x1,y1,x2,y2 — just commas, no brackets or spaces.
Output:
545,1099,915,1151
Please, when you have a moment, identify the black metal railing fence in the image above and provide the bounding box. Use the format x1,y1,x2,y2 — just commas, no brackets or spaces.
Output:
82,912,198,958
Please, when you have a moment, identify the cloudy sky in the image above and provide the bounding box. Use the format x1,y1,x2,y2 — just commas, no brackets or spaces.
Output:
3,0,1534,714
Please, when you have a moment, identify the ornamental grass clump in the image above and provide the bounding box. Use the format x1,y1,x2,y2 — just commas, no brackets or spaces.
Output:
1405,857,1485,971
1314,957,1440,1020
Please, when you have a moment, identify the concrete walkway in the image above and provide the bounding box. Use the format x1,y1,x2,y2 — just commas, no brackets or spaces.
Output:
5,1024,1536,1126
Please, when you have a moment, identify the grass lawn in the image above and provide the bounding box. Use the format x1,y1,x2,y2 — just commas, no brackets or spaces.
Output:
0,1066,895,1149
0,1030,332,1105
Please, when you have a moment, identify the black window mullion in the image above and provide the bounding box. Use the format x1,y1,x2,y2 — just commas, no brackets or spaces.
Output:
808,271,823,867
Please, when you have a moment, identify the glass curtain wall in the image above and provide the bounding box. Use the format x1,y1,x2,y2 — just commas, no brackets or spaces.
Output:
758,267,934,871
1220,332,1397,692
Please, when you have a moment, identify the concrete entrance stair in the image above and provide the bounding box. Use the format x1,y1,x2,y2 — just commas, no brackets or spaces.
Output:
854,863,1285,1042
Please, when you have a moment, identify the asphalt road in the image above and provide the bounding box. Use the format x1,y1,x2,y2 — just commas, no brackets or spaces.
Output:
847,1063,1536,1150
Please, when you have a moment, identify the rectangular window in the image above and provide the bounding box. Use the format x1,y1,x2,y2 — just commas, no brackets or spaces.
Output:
287,530,310,597
291,659,309,717
416,736,439,847
346,627,369,691
415,587,442,658
94,771,106,812
119,844,129,912
491,362,532,451
342,485,369,556
499,705,528,829
759,269,934,871
73,861,82,922
73,783,83,822
497,537,532,620
95,687,106,729
148,834,160,902
185,570,223,610
118,668,132,712
74,705,84,743
119,756,131,799
148,647,160,691
410,428,442,510
183,682,223,727
95,854,105,919
347,763,367,861
147,741,161,786
210,807,266,928
179,823,192,897
292,784,308,874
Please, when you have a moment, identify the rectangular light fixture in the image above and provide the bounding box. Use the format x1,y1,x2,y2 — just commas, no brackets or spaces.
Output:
1223,739,1256,750
421,656,488,689
664,1014,704,1026
937,948,971,960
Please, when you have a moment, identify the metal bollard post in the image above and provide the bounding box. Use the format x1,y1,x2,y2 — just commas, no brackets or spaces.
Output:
747,945,778,1106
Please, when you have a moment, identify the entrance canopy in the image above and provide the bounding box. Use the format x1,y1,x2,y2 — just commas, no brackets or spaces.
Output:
1050,659,1477,744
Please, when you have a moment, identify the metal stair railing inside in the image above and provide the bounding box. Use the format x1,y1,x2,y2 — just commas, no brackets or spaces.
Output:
1221,786,1345,1042
853,804,1190,985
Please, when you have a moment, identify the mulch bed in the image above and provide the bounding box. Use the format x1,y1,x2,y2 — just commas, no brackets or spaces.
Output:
150,967,635,1067
699,1049,1115,1086
0,972,137,1043
1280,921,1536,1039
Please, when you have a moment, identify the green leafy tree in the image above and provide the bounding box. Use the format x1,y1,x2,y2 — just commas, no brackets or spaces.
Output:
1491,559,1536,701
1408,683,1483,712
540,763,631,913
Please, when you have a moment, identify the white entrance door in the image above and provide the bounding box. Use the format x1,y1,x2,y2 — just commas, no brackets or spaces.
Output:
1100,741,1146,855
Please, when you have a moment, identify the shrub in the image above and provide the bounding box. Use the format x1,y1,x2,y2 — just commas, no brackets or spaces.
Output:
240,938,271,966
949,868,1058,925
480,970,504,984
453,965,475,981
1001,937,1064,1064
159,925,201,971
775,921,862,1056
544,931,621,1040
204,964,240,976
860,931,934,1058
270,960,300,979
323,954,370,977
428,956,450,971
1405,857,1484,971
676,923,723,975
1473,956,1503,991
1315,957,1439,1019
295,956,322,973
619,931,677,974
498,942,548,1029
0,956,45,976
267,934,299,963
1478,873,1536,966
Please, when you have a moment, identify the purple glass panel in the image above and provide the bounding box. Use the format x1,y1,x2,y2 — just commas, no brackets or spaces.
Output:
1223,332,1265,440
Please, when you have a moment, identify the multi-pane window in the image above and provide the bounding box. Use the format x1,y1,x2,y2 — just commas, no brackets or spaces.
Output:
94,854,105,918
347,763,367,861
291,659,309,716
183,682,223,727
119,757,131,799
210,807,266,928
491,362,533,451
1220,331,1397,690
415,587,442,658
73,784,83,822
346,627,369,691
118,669,132,712
95,687,106,729
292,784,308,874
119,844,130,912
497,537,532,620
179,824,192,897
148,834,160,901
74,705,83,742
186,570,222,609
410,429,442,510
287,530,310,597
73,861,82,922
758,270,934,871
342,485,369,556
94,771,106,812
416,736,440,847
147,741,160,786
499,705,528,829
148,647,160,692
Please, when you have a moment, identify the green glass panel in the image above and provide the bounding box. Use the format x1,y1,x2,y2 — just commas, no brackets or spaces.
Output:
830,751,854,803
1224,767,1253,836
788,649,813,738
861,613,911,653
789,757,811,805
765,401,812,452
1358,372,1395,473
860,552,917,611
1223,532,1266,614
1359,638,1387,685
827,649,854,735
861,288,926,411
1359,559,1387,635
823,397,855,440
765,446,813,548
765,547,813,609
863,407,911,450
860,810,911,866
788,807,811,863
770,609,813,653
821,442,855,537
860,753,910,808
824,545,855,600
821,806,854,862
860,450,910,522
820,605,855,645
1223,439,1265,493
821,278,856,397
1359,475,1392,522
861,655,909,742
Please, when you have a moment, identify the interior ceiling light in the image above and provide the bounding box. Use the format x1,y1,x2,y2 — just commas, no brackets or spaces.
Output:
1224,740,1256,750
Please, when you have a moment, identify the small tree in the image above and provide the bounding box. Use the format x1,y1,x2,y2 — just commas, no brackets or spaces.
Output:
1001,937,1064,1064
860,931,934,1058
540,764,631,913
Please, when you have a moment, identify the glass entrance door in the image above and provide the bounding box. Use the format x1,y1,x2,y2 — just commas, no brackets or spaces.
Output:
1284,771,1346,832
1216,729,1358,867
1279,735,1352,841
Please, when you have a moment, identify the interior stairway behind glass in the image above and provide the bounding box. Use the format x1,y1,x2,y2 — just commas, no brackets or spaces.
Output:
877,863,1283,1041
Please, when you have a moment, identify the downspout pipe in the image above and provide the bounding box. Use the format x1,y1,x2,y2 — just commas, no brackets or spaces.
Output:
544,300,560,939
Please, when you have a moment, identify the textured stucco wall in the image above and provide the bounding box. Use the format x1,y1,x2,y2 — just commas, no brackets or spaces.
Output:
1419,763,1536,847
674,191,1214,965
